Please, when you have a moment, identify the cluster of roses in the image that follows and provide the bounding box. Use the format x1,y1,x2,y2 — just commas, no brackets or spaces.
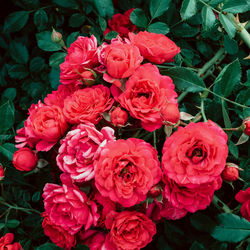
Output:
11,19,246,248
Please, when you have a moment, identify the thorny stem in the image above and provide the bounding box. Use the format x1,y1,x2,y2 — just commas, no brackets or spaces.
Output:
0,200,40,214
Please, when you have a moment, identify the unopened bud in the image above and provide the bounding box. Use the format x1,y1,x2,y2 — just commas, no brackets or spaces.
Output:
0,164,4,180
242,117,250,136
222,163,239,182
148,184,163,198
51,28,62,43
110,107,128,127
161,103,180,125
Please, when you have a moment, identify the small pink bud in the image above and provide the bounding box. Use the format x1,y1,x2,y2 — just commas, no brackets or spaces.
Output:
161,103,180,125
148,184,163,198
81,70,96,86
51,28,63,43
110,107,128,126
243,117,250,136
222,163,239,182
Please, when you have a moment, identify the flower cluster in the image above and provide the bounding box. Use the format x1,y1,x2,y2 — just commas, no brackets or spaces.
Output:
12,14,233,249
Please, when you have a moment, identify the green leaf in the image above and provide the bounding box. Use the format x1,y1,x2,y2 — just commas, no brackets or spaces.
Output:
172,23,200,38
190,241,206,250
223,35,238,55
221,100,232,139
201,6,216,31
6,219,20,228
180,0,197,20
9,41,29,64
4,11,29,33
36,242,62,250
213,59,241,97
34,10,48,29
28,82,45,98
67,32,80,48
69,13,85,27
147,22,169,34
161,67,205,92
219,13,236,39
99,16,107,32
36,31,61,52
30,57,46,73
0,223,5,230
49,68,60,90
0,101,14,133
222,0,250,14
211,213,250,243
49,52,67,68
105,31,118,40
228,140,239,158
0,143,17,161
2,88,16,101
52,0,78,9
130,8,148,28
190,213,216,233
149,0,171,19
93,0,114,17
32,191,41,202
8,64,29,79
74,244,89,250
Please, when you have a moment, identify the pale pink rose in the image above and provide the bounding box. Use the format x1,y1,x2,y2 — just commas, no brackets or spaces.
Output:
57,123,115,183
60,35,99,85
42,182,99,235
15,102,68,151
94,138,162,207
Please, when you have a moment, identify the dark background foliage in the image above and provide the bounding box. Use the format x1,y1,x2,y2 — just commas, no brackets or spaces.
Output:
0,0,249,249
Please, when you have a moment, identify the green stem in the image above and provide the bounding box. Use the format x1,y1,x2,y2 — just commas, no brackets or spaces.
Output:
177,91,189,103
198,0,221,14
198,48,225,77
200,98,207,122
212,194,231,213
153,131,157,149
28,5,54,13
0,200,40,214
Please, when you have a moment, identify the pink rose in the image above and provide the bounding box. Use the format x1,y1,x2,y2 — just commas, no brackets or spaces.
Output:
60,35,99,85
107,211,156,250
0,233,22,250
63,85,114,124
57,123,115,183
15,102,68,151
114,63,178,131
42,182,99,235
235,188,250,221
222,163,239,182
163,175,222,213
110,107,128,126
13,148,38,171
42,212,76,250
162,121,228,185
0,164,4,180
95,138,162,207
129,31,180,64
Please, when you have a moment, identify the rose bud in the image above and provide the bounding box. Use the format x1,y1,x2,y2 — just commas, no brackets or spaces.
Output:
110,107,128,126
0,165,4,180
161,103,180,125
51,28,62,43
81,70,96,86
222,163,239,182
148,184,163,198
243,117,250,136
13,148,38,171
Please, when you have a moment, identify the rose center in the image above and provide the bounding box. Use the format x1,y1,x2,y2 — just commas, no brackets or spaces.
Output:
187,146,207,164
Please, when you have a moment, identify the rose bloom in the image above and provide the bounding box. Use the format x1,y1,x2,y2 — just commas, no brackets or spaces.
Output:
42,182,99,235
13,148,38,171
129,31,180,64
95,138,162,207
42,212,76,250
115,63,178,131
163,175,222,213
0,164,4,180
102,41,143,81
63,85,114,124
162,121,228,185
235,187,250,221
243,117,250,136
110,107,128,126
57,123,115,183
15,102,68,151
107,211,156,250
0,233,22,250
104,9,138,38
60,35,99,85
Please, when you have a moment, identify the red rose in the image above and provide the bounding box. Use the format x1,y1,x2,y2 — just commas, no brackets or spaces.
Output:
162,121,228,185
114,63,178,131
163,175,222,213
95,138,162,207
63,85,114,124
108,211,156,250
110,107,128,126
104,9,138,38
60,35,99,85
0,233,22,250
42,182,99,234
42,212,76,250
243,117,250,136
15,102,68,152
13,148,38,171
0,164,4,180
222,163,239,182
129,31,180,64
57,123,115,183
102,40,143,81
235,188,250,221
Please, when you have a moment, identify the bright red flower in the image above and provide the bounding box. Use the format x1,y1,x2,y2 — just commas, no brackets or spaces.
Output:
235,188,250,221
0,233,22,250
13,148,38,171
